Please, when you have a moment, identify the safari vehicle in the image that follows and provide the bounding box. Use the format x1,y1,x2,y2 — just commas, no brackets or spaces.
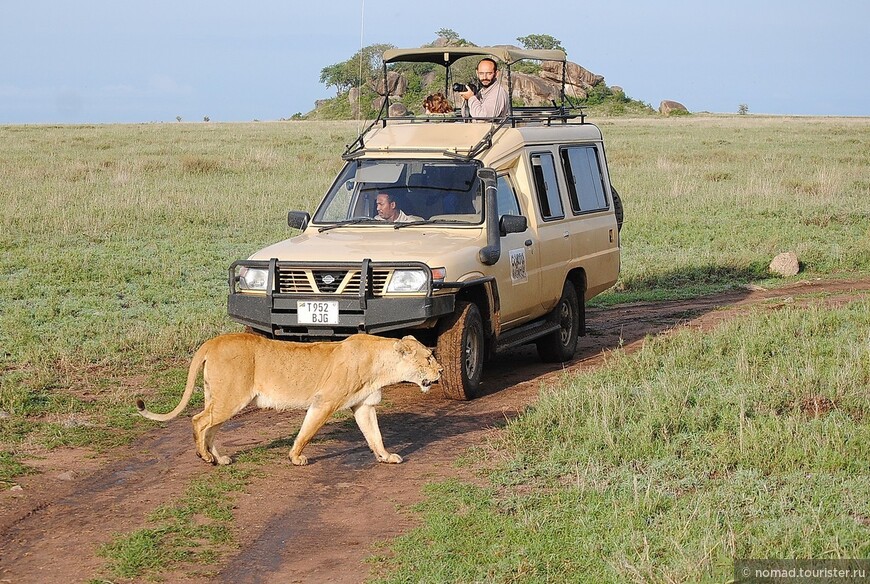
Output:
228,46,622,400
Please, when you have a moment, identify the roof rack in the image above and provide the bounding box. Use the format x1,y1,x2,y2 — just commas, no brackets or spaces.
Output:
343,46,587,159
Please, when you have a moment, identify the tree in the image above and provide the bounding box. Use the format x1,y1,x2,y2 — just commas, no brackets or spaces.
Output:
516,34,565,53
738,103,749,115
320,43,394,95
435,28,471,46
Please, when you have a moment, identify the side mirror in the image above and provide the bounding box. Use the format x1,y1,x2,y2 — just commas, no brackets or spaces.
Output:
287,211,310,231
499,214,527,236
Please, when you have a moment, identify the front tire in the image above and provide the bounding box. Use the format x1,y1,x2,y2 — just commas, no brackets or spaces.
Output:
436,301,485,400
536,281,580,363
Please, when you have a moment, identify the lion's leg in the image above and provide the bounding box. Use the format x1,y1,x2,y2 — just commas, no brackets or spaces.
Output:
352,403,402,464
191,393,246,466
192,407,216,464
289,403,336,466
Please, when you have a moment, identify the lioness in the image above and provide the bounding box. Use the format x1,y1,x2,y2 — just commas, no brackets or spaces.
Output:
136,333,441,466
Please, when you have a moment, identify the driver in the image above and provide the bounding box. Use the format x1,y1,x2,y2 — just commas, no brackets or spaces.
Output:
458,58,509,119
375,192,412,222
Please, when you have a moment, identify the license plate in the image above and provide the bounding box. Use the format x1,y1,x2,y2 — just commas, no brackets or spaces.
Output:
297,300,339,325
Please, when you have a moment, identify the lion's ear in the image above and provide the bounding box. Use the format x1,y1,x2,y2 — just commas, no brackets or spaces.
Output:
395,337,414,355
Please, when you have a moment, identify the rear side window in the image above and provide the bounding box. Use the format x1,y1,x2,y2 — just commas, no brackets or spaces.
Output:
561,146,607,214
530,153,564,220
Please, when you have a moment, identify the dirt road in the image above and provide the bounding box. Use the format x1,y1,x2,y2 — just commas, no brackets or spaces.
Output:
2,278,868,583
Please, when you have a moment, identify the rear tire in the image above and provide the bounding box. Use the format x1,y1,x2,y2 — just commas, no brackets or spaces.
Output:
436,301,485,400
536,281,580,363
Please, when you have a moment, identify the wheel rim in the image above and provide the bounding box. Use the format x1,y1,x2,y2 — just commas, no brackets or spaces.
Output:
558,299,574,345
464,326,481,379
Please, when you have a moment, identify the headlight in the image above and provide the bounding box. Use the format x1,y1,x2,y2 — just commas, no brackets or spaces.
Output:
386,269,428,293
238,267,269,291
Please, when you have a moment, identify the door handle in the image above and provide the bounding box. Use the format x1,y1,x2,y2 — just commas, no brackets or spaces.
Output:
524,239,533,247
563,231,570,238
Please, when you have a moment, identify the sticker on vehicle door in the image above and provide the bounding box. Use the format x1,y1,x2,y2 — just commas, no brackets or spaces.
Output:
509,249,528,284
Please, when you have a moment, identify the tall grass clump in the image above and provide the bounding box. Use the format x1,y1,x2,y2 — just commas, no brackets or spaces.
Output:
374,296,870,583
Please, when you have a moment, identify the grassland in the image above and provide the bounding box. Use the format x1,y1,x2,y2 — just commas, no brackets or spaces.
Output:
1,115,869,581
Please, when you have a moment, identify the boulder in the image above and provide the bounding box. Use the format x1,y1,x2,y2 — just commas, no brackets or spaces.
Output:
659,100,688,115
510,72,560,106
371,71,407,96
769,252,800,277
388,103,409,117
540,61,604,90
348,87,360,118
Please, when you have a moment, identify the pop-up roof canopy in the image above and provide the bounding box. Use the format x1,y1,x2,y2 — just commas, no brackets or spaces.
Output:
382,46,566,66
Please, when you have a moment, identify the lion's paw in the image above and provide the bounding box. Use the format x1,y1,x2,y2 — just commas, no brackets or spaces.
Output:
380,453,403,464
216,455,232,465
291,454,309,466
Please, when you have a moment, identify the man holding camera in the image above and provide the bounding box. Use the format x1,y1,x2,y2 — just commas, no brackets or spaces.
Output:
458,58,509,119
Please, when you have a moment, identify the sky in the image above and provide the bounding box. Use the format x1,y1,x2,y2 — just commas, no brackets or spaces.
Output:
2,1,868,124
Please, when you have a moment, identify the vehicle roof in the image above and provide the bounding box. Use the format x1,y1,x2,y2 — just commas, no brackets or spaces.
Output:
382,46,566,66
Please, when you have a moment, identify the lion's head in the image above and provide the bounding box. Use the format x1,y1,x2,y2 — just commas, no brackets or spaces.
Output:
394,336,442,392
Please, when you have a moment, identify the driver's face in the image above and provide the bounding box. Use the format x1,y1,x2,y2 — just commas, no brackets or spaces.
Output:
376,194,396,220
476,63,497,88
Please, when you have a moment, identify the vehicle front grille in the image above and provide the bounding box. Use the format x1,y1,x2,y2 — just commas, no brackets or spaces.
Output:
275,265,391,296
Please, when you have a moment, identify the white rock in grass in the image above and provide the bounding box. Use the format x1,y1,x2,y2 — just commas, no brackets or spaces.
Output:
769,252,800,277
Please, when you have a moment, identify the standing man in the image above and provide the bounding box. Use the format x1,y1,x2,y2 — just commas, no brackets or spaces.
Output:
459,57,509,119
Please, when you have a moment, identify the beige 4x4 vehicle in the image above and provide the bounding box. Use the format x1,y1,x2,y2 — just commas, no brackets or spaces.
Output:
228,46,622,399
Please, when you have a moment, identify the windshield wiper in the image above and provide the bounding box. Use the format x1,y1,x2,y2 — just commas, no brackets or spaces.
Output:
393,220,435,229
394,218,477,229
318,217,379,232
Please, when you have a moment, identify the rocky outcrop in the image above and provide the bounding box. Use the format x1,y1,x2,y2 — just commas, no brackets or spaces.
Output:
315,43,684,116
659,100,689,115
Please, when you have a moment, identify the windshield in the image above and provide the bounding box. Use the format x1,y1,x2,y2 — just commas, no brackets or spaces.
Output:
313,160,483,225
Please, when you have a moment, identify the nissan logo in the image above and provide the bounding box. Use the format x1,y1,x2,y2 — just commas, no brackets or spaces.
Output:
321,274,336,285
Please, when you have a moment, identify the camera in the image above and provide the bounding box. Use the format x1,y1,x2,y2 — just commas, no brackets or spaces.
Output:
452,82,478,94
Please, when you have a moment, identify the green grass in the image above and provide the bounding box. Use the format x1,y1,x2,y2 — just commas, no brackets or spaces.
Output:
0,116,868,579
371,296,870,583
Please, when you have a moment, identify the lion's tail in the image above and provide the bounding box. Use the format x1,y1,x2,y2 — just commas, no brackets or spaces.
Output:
136,343,209,422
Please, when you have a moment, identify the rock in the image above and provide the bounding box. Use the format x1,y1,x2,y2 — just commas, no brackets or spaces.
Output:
57,471,76,481
348,87,360,118
388,103,409,117
511,72,560,106
769,252,800,277
371,71,407,97
540,61,604,89
10,485,23,492
659,100,689,115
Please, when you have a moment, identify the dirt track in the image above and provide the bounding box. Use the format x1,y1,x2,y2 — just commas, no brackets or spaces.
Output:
2,278,869,583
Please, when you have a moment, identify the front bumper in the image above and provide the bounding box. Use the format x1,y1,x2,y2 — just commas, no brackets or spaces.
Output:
227,259,456,339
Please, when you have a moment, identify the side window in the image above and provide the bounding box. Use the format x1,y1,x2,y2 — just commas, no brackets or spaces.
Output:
562,146,607,214
496,175,521,218
530,153,564,220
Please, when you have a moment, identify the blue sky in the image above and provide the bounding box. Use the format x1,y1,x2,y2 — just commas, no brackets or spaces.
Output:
2,1,867,123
